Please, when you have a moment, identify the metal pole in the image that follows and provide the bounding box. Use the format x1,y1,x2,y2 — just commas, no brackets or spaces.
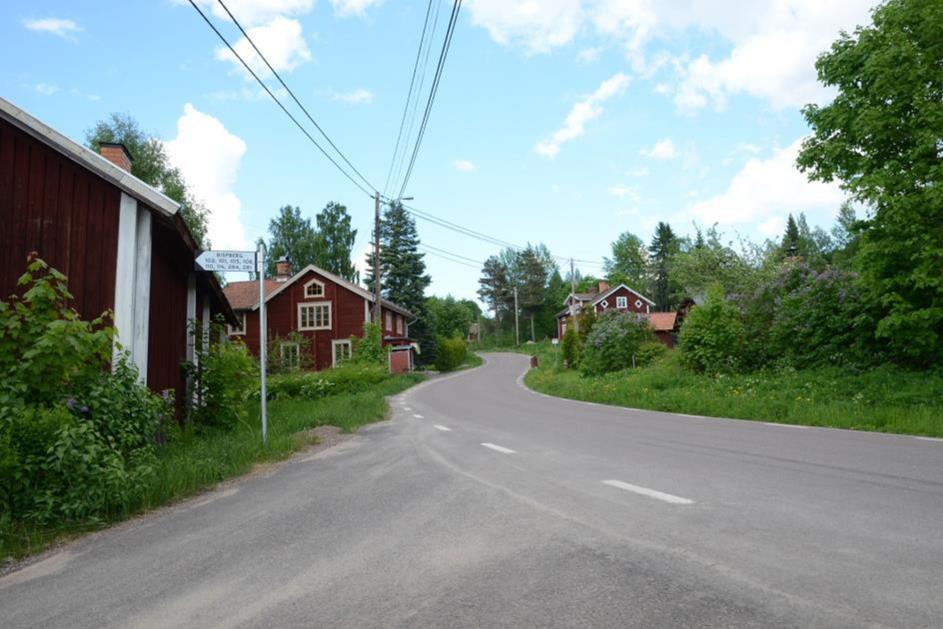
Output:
513,286,520,346
373,191,382,322
258,242,268,445
570,258,579,333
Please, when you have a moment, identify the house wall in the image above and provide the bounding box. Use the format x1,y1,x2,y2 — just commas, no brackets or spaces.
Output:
0,117,119,318
592,287,651,315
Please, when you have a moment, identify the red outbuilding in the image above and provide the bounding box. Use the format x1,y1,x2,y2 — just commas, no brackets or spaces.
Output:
0,97,236,412
223,258,416,371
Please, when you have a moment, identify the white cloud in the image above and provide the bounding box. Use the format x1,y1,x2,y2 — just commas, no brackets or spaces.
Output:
686,137,844,228
465,0,583,55
164,104,249,250
640,138,676,161
22,17,82,40
329,88,374,104
186,0,315,26
34,83,60,96
577,46,603,63
535,72,630,158
759,216,785,236
214,16,311,77
607,184,639,202
453,159,477,173
330,0,385,18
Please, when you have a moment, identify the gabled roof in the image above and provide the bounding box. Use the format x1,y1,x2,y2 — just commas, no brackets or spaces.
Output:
225,264,414,318
0,96,179,217
591,283,656,307
562,292,598,306
647,312,677,332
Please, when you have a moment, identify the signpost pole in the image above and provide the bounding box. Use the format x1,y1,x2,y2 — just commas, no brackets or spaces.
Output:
258,243,268,445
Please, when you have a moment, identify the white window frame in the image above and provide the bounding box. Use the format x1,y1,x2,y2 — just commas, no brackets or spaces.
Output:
396,315,403,335
635,299,643,308
616,296,628,309
298,301,332,331
228,311,246,336
332,339,352,366
280,342,300,369
303,278,325,298
600,299,609,308
385,311,392,331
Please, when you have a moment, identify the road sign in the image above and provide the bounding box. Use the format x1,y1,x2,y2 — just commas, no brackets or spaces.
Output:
195,250,257,273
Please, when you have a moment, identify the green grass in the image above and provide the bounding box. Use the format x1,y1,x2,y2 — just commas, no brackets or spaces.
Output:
522,341,943,437
460,351,484,370
1,373,423,563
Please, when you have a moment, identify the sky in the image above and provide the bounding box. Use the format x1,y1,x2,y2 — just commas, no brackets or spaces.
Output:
2,0,880,303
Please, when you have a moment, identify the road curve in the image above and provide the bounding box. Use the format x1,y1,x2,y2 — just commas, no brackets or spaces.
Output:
2,353,941,628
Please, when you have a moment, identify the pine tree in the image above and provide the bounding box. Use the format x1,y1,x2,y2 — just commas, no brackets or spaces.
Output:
478,256,513,330
313,201,358,281
781,214,800,256
649,221,679,311
517,246,548,342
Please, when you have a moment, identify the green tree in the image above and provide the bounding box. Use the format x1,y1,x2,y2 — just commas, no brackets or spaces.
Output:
86,113,209,247
781,214,800,255
604,232,648,288
426,295,477,339
517,246,548,341
313,201,357,281
478,255,513,326
264,205,318,276
678,284,745,373
649,221,679,311
797,0,943,365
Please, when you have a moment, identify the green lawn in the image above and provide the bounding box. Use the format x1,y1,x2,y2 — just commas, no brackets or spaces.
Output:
1,373,422,562
522,342,943,438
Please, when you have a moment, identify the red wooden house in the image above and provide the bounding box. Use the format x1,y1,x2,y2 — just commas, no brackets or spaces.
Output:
223,259,416,371
556,280,679,347
0,97,236,411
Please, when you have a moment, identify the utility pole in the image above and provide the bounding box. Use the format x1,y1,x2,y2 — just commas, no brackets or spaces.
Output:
570,258,579,333
373,191,382,322
513,286,520,346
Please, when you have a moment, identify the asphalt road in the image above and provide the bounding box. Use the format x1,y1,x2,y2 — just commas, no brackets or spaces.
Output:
3,353,941,628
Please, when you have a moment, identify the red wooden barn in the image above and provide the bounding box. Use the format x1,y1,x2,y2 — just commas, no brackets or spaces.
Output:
223,258,416,371
0,96,236,410
556,280,679,347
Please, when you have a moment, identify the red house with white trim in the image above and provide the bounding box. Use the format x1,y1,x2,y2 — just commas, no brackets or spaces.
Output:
556,281,678,347
223,259,415,371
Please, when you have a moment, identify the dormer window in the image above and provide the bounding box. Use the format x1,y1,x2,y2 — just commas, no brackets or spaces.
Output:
304,278,325,298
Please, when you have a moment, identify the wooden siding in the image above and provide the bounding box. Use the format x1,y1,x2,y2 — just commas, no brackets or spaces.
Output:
0,118,120,319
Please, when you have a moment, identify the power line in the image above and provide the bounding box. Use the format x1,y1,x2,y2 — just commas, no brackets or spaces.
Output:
397,0,462,199
418,246,481,269
187,0,374,198
420,242,483,265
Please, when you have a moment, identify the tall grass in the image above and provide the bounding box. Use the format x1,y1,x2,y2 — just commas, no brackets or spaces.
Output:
1,373,422,562
523,342,943,437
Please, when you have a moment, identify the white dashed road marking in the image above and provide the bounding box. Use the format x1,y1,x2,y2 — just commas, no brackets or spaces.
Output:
481,443,516,455
602,480,694,505
433,425,452,432
915,436,943,443
413,414,424,419
763,422,808,429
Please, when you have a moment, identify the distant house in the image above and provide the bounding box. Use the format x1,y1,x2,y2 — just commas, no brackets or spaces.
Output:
0,97,237,413
223,258,416,371
556,280,679,347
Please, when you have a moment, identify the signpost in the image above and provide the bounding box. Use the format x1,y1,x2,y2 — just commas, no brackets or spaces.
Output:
196,245,268,444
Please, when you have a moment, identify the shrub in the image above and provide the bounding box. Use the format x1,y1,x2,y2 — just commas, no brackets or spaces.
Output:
561,326,580,368
350,322,386,365
580,311,656,376
264,362,389,401
636,341,668,367
265,331,313,373
678,284,745,373
435,337,467,372
186,325,259,431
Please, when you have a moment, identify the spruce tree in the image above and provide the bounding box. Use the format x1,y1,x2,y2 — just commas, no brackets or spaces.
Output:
649,221,679,311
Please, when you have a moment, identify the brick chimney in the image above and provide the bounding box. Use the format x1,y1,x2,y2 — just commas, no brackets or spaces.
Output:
597,280,610,294
275,257,293,281
99,142,133,172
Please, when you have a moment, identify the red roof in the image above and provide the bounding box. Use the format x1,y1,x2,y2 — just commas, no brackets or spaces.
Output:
646,311,677,332
223,279,281,310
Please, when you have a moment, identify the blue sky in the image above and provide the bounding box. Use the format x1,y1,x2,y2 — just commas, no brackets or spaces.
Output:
2,0,879,302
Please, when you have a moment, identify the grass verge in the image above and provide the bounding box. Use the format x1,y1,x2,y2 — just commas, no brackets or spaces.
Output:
1,373,422,563
522,341,943,438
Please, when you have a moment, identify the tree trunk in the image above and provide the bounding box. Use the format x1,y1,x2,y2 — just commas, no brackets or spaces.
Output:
530,314,536,342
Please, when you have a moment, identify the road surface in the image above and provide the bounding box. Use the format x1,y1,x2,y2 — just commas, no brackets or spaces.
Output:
3,353,941,628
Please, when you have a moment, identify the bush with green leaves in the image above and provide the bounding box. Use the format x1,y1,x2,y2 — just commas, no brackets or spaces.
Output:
435,337,467,372
580,311,656,376
185,322,259,431
561,326,580,368
264,362,389,401
635,341,668,367
350,322,386,365
678,284,745,373
0,258,168,526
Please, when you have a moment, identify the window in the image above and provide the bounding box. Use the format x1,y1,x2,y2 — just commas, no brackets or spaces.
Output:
228,311,246,335
298,302,331,330
280,342,300,369
635,299,643,308
332,340,352,366
304,279,324,298
385,311,392,331
616,296,628,309
396,315,403,335
600,299,609,308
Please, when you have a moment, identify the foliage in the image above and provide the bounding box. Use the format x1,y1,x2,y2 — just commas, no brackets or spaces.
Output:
185,321,259,431
649,222,681,311
435,337,468,372
635,341,667,367
670,226,771,299
314,201,358,282
517,246,548,341
264,331,313,373
426,295,477,340
264,363,390,401
561,327,580,368
86,113,209,247
678,284,745,373
604,231,648,289
798,0,943,366
580,311,656,376
264,205,318,276
350,322,386,365
478,255,514,321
